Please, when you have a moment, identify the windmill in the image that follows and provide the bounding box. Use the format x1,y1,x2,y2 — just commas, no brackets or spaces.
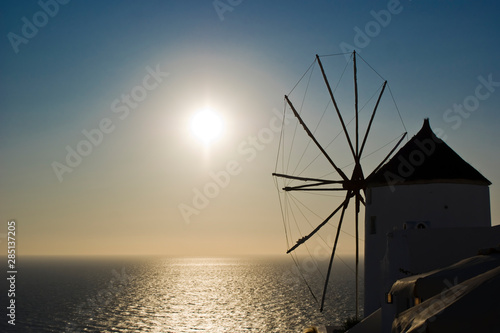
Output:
272,51,407,318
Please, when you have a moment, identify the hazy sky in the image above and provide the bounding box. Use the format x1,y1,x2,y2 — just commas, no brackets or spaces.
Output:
1,0,499,256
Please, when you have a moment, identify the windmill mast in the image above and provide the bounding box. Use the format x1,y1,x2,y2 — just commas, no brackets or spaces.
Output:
353,50,360,320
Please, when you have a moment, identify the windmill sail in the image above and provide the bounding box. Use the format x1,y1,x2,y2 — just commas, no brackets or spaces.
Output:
273,51,407,319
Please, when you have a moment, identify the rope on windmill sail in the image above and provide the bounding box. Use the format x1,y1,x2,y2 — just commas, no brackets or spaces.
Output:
275,98,294,187
274,176,291,252
386,83,408,135
287,58,317,97
290,252,320,306
287,192,358,275
287,197,327,281
286,54,354,181
282,187,343,293
286,60,316,179
315,52,408,140
288,56,354,178
318,131,408,180
294,81,387,178
288,191,360,242
311,54,351,134
317,52,353,58
299,191,346,198
356,53,386,81
354,53,408,136
279,187,325,300
289,193,358,275
290,67,376,179
280,189,359,306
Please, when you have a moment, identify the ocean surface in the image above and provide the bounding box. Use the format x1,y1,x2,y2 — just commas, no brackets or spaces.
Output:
1,256,362,332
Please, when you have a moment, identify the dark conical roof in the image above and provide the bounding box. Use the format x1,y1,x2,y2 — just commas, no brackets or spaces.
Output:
366,119,491,187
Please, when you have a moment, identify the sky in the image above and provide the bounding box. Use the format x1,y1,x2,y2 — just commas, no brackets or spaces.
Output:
1,0,499,257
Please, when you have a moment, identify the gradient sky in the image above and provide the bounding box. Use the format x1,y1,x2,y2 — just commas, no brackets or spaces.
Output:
1,0,499,256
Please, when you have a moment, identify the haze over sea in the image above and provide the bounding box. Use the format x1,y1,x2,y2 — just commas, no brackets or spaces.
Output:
1,256,361,333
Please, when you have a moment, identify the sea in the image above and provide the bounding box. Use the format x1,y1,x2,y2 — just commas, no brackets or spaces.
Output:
1,256,362,333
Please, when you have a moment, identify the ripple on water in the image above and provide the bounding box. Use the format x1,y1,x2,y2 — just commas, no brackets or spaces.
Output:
11,257,360,332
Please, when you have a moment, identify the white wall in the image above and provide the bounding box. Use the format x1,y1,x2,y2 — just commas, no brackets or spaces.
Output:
380,225,500,332
363,182,490,316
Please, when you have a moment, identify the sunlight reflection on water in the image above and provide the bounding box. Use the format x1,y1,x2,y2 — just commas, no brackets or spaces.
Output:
11,257,361,333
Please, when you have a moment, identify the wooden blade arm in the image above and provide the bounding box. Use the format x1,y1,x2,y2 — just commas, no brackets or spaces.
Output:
369,132,407,177
354,51,359,159
272,173,343,184
282,181,345,191
359,80,387,159
286,196,349,254
283,187,346,192
316,54,356,161
284,95,349,181
320,191,351,311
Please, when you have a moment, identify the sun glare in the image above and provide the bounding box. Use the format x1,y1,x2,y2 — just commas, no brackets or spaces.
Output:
190,109,224,145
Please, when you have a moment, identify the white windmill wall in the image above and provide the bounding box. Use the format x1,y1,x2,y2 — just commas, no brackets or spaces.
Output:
363,182,491,316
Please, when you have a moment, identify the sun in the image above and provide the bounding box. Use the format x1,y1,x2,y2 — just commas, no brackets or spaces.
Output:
190,109,224,145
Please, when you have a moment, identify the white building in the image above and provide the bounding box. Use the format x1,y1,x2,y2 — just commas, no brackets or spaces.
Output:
389,246,500,333
363,118,492,317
